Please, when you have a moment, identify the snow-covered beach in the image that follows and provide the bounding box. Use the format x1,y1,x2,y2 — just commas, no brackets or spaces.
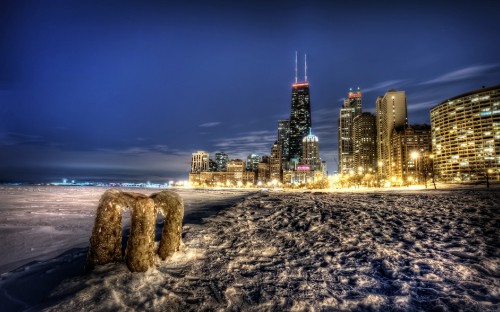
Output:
0,186,499,311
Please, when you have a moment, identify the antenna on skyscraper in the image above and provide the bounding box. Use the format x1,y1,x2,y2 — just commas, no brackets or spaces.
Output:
295,51,298,83
304,54,308,82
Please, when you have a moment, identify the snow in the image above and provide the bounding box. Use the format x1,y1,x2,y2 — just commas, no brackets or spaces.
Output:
0,186,499,311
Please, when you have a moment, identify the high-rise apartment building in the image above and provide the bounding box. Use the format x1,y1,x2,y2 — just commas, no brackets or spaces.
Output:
376,89,408,179
353,112,376,173
431,85,500,182
302,128,321,171
191,151,209,173
338,88,362,174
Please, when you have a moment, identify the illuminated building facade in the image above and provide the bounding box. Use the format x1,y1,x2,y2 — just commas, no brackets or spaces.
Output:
189,158,256,187
246,154,260,172
257,161,270,184
191,151,209,173
215,152,229,172
288,81,312,163
228,159,245,173
376,89,408,179
209,159,217,172
278,120,290,163
390,125,431,183
189,171,255,187
269,142,282,182
353,112,376,173
338,88,362,174
431,85,500,182
302,128,321,171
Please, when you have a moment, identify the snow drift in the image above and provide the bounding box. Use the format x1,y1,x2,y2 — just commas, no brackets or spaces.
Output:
0,186,499,311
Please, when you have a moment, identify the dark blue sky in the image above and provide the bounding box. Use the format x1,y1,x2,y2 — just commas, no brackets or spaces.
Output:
1,0,499,183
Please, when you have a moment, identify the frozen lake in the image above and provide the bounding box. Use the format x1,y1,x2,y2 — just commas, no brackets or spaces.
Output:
0,186,499,311
0,186,252,274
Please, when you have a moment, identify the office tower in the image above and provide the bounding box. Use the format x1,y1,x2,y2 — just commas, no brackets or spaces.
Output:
431,85,500,182
302,128,320,170
390,125,431,183
270,141,282,182
288,53,312,163
289,82,312,162
353,112,376,173
191,151,209,173
376,89,408,179
338,87,363,174
215,152,229,172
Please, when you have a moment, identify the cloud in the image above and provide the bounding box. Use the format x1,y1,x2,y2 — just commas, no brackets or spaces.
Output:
199,122,221,127
420,64,500,85
0,132,46,147
362,79,407,93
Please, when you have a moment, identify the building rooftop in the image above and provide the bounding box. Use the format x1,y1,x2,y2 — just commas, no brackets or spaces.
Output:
432,84,500,110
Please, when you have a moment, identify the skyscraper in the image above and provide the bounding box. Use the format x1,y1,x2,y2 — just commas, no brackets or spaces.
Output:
376,89,408,179
288,54,312,163
353,112,376,173
277,120,290,162
338,88,362,174
270,141,282,182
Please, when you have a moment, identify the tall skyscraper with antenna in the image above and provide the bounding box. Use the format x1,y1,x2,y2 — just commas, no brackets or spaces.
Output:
288,52,312,163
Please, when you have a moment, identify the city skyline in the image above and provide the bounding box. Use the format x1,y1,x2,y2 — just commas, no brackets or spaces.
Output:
1,0,499,183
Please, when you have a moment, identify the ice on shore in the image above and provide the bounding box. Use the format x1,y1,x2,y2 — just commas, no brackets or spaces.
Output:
0,186,499,311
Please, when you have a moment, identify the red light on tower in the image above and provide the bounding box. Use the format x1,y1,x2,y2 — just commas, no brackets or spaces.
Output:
348,87,362,99
293,82,310,88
